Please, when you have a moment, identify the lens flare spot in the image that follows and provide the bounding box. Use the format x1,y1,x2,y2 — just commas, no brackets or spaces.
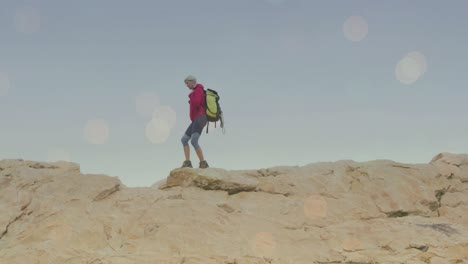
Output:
47,224,73,241
14,6,41,34
153,105,177,129
84,119,110,144
47,148,71,162
395,51,427,85
251,232,276,257
136,92,160,118
304,194,328,219
343,16,368,42
342,238,364,252
145,117,171,144
265,0,287,6
0,72,11,96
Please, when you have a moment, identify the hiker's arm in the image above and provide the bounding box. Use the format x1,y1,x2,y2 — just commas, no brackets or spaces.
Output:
192,89,204,106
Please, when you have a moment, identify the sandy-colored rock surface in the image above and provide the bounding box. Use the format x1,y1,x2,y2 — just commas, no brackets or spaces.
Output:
1,152,468,263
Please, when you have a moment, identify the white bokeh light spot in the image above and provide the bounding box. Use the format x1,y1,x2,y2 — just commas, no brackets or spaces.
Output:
153,105,177,129
47,224,73,241
408,51,428,73
265,0,286,6
304,194,328,219
279,30,306,56
14,6,41,34
84,119,110,144
342,238,364,252
343,16,368,42
395,51,427,85
145,117,171,144
0,72,11,96
136,92,160,117
47,148,71,162
251,232,276,257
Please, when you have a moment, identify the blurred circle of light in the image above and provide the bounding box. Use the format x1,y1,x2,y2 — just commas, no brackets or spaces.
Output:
47,224,72,241
145,117,171,144
84,119,110,144
153,105,177,129
280,31,306,56
265,0,286,6
252,232,276,257
342,238,363,251
14,6,41,34
343,16,368,42
304,194,328,219
47,148,71,162
395,51,427,84
136,92,160,118
0,72,11,96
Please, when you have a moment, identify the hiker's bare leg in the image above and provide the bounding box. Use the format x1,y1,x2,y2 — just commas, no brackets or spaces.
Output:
190,133,205,162
195,147,205,162
181,134,191,161
184,145,190,161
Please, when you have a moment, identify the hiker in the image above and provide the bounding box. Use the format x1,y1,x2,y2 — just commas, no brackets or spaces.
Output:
180,75,209,169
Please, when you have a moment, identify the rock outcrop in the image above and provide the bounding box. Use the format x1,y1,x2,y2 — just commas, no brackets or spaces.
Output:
1,153,468,263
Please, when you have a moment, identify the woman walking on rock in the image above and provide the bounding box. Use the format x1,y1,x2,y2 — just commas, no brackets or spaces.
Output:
180,75,209,169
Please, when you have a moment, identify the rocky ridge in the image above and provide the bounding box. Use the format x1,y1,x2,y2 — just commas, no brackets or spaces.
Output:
1,152,468,263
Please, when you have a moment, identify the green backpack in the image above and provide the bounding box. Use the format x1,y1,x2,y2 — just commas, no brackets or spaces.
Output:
204,88,225,134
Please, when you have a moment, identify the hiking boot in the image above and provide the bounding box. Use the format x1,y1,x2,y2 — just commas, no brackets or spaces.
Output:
199,160,209,169
181,160,192,168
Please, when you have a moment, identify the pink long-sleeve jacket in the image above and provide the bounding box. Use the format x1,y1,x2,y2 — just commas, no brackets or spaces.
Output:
188,84,206,122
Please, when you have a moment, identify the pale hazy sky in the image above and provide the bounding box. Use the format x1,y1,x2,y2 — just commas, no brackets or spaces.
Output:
1,0,467,187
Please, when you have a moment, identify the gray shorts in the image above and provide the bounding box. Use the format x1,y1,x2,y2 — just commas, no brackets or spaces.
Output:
184,114,207,137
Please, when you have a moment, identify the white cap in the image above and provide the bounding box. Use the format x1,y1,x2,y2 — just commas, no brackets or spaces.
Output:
184,75,197,82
